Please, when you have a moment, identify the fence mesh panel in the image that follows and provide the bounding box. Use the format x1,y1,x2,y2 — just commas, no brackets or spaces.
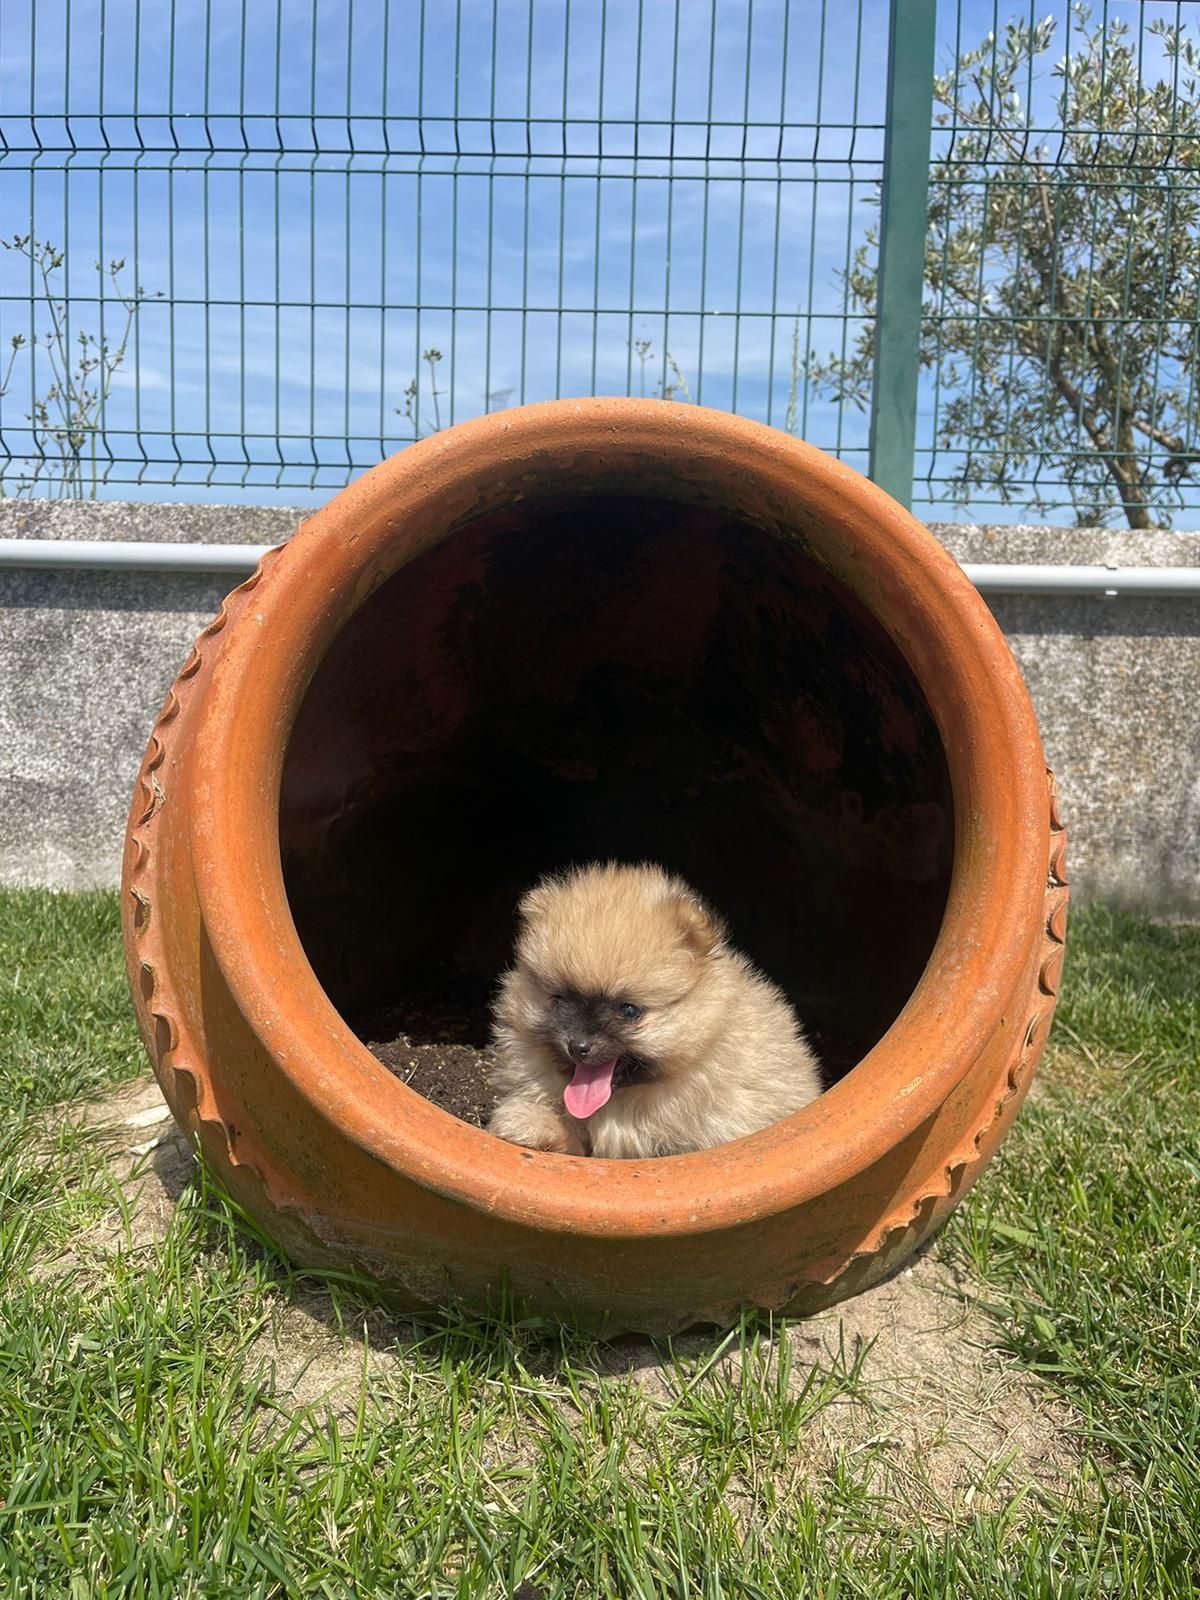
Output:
0,0,1196,526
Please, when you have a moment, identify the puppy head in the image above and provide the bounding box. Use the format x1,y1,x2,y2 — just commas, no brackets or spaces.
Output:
495,862,724,1119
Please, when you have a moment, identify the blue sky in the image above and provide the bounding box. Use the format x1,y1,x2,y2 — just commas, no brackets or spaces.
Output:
0,0,1189,513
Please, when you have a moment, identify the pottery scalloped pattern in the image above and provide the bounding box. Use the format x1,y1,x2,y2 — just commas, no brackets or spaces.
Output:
813,765,1069,1301
125,545,299,1218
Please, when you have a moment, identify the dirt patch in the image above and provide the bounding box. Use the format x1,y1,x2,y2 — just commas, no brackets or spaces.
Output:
250,1293,411,1420
793,1258,1085,1516
587,1253,1086,1521
351,986,497,1128
39,1074,199,1265
46,1072,1088,1523
1026,1042,1126,1105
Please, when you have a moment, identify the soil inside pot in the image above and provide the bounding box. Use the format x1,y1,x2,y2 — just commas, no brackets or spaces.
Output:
351,984,498,1129
350,981,851,1129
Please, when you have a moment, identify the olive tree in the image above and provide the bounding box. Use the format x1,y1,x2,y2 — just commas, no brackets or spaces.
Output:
808,6,1200,528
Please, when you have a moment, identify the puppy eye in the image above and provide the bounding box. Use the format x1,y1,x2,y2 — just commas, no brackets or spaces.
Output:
549,993,565,1005
618,1002,643,1022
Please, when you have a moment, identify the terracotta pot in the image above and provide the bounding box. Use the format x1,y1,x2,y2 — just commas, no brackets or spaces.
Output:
122,398,1067,1334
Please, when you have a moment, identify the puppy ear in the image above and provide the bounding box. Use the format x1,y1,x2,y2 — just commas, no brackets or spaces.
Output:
517,879,554,926
670,893,722,957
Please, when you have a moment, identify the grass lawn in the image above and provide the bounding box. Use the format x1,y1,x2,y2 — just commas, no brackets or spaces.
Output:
1,890,1197,1598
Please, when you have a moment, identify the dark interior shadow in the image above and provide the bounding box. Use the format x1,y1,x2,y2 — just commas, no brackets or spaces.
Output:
349,979,496,1051
280,495,956,1091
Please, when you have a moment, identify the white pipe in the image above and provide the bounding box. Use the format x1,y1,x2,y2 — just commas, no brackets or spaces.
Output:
0,538,273,574
963,562,1200,596
1,537,1199,596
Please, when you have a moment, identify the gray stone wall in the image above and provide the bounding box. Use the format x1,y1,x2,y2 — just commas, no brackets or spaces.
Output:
0,501,303,889
931,525,1200,912
3,501,1198,911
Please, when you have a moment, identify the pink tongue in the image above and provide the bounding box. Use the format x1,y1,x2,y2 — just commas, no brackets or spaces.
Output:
563,1058,618,1120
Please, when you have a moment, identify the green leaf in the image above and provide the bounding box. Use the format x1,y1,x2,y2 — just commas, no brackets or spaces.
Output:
236,1540,294,1590
989,1221,1038,1247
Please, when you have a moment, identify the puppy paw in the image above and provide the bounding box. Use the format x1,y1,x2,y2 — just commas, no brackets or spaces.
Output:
488,1099,586,1156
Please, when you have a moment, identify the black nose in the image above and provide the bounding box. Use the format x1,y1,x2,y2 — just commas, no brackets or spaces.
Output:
566,1037,592,1062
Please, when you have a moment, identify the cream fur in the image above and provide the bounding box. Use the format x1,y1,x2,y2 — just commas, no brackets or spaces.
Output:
487,862,822,1158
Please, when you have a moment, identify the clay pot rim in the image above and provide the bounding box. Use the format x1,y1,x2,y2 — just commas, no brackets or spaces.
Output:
189,398,1047,1239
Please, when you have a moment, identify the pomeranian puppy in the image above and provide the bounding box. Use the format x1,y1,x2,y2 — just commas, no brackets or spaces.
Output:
488,862,822,1158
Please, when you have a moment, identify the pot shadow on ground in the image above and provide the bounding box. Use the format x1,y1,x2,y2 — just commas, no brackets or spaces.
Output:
119,1078,937,1369
140,1099,943,1372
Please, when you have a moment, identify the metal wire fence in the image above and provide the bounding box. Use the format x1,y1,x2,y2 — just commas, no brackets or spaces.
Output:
0,0,1197,526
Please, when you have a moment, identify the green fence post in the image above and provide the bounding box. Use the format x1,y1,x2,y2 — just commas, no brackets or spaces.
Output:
868,0,938,509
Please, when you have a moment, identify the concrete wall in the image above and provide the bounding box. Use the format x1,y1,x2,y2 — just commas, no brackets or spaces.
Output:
0,501,302,889
3,501,1198,911
930,525,1200,911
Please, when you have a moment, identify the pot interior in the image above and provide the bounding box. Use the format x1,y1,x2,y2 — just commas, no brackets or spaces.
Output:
279,494,953,1083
